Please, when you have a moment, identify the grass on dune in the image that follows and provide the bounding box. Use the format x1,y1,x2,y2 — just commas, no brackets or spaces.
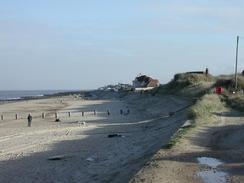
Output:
187,94,226,122
151,73,215,97
165,94,226,149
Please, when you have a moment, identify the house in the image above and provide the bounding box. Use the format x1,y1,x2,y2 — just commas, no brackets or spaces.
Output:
133,74,159,90
98,83,133,92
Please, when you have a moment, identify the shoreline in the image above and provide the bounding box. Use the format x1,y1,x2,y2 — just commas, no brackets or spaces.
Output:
0,90,93,104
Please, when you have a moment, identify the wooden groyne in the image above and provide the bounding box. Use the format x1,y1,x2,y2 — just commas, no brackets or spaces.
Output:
0,109,130,121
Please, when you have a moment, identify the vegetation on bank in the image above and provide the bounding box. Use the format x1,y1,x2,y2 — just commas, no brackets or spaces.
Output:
165,94,226,149
152,72,244,97
153,72,244,149
215,74,244,91
224,94,244,112
160,74,244,148
165,127,190,149
151,73,215,97
187,94,226,122
150,72,244,114
214,75,244,111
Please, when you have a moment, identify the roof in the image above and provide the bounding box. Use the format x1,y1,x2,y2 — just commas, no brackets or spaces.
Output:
147,79,159,87
134,75,159,88
136,75,150,83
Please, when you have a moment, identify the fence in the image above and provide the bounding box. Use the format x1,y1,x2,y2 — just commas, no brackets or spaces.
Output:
0,109,130,121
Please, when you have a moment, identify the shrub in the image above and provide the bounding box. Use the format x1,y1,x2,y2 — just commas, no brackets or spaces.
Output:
215,74,244,91
226,94,244,111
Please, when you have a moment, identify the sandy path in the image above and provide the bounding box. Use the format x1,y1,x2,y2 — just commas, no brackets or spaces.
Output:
0,94,190,183
130,110,244,183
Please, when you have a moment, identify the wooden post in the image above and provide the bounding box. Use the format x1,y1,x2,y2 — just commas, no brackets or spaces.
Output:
55,113,58,119
15,114,18,120
42,113,45,119
68,112,71,117
1,115,3,120
235,35,240,91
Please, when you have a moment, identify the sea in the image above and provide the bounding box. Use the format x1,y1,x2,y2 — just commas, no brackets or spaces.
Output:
0,90,74,101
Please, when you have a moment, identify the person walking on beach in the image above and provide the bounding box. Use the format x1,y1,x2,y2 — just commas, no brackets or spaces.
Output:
27,113,32,127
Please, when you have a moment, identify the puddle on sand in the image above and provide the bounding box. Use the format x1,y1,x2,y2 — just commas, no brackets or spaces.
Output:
197,157,229,183
198,157,223,168
197,171,228,183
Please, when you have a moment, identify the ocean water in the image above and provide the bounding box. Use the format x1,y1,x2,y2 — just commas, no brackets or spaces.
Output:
0,90,71,101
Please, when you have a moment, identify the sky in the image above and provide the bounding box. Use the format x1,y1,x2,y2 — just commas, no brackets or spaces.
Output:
0,0,244,90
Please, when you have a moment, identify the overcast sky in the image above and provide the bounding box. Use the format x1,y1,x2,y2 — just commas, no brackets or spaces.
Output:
0,0,244,90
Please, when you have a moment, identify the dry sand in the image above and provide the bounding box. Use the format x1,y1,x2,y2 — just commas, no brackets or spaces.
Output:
0,93,190,183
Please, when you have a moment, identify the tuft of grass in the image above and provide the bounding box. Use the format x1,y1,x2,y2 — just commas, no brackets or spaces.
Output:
224,94,244,112
165,94,226,149
187,94,225,122
165,127,192,149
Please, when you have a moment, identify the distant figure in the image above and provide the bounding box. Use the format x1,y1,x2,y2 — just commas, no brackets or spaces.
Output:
120,109,123,115
123,109,130,116
27,114,32,127
107,110,110,116
205,68,209,76
127,109,130,115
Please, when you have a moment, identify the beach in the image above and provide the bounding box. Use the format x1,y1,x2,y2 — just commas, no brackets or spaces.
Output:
0,92,190,183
